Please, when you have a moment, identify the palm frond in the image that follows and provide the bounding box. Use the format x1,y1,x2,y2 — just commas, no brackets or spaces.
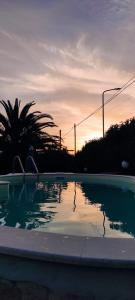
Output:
14,98,20,119
20,101,35,119
0,100,13,123
0,99,58,152
0,113,10,131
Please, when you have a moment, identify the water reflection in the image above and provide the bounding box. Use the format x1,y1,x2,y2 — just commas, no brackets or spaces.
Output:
0,180,135,238
0,181,67,230
81,183,135,237
73,182,77,212
103,211,106,238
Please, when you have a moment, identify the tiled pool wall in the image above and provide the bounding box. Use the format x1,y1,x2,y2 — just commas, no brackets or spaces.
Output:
0,173,135,299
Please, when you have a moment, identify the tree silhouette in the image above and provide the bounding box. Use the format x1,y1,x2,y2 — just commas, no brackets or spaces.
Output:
0,99,58,159
76,117,135,174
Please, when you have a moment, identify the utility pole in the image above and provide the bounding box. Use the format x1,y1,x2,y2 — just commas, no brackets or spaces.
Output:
102,88,121,138
74,123,76,156
59,129,62,150
102,92,105,138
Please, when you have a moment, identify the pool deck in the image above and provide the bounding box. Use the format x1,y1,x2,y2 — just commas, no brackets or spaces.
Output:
0,225,135,269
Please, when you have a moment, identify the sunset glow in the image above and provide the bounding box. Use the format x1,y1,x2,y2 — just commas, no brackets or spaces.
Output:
0,0,135,150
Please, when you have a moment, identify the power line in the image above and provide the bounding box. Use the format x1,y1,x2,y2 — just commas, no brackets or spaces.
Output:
76,76,135,127
63,126,74,138
104,79,135,107
63,74,135,137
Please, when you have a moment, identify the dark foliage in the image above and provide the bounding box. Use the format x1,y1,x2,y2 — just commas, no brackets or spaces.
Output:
0,99,60,173
37,149,74,172
76,117,135,174
0,99,75,174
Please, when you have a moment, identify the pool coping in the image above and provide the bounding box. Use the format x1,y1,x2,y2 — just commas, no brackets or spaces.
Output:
0,226,135,269
0,173,135,270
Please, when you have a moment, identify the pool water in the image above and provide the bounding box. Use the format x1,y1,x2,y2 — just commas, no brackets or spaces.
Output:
0,179,134,238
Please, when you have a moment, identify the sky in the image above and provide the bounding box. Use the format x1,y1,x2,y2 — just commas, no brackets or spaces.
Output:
0,0,135,151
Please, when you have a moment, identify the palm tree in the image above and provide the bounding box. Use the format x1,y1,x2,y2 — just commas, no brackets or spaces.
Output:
0,99,58,158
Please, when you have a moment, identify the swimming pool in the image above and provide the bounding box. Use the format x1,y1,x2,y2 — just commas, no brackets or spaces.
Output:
0,173,135,238
0,173,135,299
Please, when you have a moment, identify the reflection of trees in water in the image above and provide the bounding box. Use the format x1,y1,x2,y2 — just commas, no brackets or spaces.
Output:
35,181,67,203
0,181,67,229
81,183,135,237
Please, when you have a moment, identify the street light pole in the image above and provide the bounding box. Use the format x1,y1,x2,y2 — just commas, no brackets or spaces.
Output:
74,123,77,156
102,88,121,138
59,129,62,150
102,91,105,138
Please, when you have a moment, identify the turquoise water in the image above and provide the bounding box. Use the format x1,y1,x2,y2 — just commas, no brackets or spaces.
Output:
0,179,135,238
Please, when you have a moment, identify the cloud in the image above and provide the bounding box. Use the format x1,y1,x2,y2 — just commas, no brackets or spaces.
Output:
0,0,135,149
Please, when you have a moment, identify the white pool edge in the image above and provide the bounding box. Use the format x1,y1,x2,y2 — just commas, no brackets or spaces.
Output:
0,225,135,269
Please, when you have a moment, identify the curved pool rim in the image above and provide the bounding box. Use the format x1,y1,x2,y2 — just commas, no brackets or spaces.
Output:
0,172,135,270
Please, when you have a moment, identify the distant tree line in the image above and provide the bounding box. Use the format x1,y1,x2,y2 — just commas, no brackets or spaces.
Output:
76,118,135,174
0,99,135,175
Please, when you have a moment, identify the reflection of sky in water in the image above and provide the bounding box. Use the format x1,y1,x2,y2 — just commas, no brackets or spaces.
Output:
0,180,134,238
